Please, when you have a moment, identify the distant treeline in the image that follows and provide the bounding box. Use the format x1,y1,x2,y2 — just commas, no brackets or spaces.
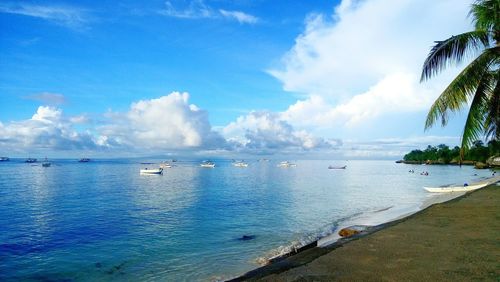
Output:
403,140,500,164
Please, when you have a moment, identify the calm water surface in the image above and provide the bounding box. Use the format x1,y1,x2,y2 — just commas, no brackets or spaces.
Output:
0,159,492,281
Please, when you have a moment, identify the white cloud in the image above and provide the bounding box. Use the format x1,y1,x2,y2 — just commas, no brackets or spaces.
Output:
340,135,462,159
99,92,226,151
0,106,99,153
283,73,437,128
270,0,471,129
223,111,340,153
219,9,258,24
161,0,213,19
0,3,89,29
160,0,258,24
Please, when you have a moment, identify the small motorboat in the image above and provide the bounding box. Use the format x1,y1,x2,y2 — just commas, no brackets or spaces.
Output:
42,158,51,167
200,161,215,168
140,167,163,175
0,157,9,161
79,158,91,162
277,161,296,168
233,161,249,167
25,158,37,163
328,165,346,169
160,162,172,168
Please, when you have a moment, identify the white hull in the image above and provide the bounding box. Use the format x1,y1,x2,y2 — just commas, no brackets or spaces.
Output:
140,168,163,174
424,183,488,193
200,164,215,168
277,161,296,168
233,162,248,167
424,176,500,193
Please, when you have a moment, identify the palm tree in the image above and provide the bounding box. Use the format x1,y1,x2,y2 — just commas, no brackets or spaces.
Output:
421,0,499,155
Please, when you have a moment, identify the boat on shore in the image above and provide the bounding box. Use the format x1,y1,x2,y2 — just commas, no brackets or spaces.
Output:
0,157,9,161
424,177,500,193
277,161,296,168
79,158,91,162
200,161,215,168
328,165,346,169
140,167,163,174
25,158,37,163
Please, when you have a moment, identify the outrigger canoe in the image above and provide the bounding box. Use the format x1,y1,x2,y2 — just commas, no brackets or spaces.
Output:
423,182,489,193
424,176,500,193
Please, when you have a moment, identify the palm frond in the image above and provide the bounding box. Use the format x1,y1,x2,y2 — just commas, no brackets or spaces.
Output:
460,72,494,150
425,47,498,130
484,70,500,140
470,0,500,32
420,31,490,81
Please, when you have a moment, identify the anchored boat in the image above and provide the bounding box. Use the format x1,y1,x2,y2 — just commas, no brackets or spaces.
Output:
140,167,163,174
328,165,346,169
200,161,215,168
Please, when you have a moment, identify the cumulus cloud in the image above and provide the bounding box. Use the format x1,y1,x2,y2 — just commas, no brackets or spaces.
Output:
160,0,258,24
270,0,471,129
341,135,462,159
99,92,226,151
0,2,90,29
0,106,99,153
223,111,340,154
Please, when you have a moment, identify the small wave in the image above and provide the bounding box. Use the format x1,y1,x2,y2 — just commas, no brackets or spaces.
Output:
253,213,363,265
373,206,394,213
253,206,398,265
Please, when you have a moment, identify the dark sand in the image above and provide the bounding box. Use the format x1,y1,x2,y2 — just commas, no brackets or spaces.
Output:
236,185,500,281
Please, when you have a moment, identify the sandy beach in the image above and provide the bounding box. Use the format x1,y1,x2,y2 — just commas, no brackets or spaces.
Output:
234,184,500,281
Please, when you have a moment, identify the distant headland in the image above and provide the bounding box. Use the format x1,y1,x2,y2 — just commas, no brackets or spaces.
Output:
396,140,500,169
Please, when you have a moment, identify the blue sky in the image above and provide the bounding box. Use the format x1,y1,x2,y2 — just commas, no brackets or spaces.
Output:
0,0,475,158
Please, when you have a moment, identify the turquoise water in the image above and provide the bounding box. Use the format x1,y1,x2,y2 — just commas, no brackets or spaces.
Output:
0,159,492,281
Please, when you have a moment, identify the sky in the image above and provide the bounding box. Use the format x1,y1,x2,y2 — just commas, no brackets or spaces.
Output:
0,0,478,159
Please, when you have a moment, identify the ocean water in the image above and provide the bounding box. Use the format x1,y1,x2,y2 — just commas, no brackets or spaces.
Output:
0,159,492,281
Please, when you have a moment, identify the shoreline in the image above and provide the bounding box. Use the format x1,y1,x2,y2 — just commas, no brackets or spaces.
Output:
230,180,499,281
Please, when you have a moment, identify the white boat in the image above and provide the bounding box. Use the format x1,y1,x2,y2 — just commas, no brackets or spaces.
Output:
0,157,9,161
140,167,163,174
160,162,172,168
42,158,51,167
233,161,248,167
200,161,215,168
424,177,500,193
277,161,296,168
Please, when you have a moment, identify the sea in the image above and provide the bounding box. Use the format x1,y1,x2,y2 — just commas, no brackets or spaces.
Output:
0,159,493,281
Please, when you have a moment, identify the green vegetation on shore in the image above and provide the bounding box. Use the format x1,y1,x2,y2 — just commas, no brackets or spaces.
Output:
403,140,500,164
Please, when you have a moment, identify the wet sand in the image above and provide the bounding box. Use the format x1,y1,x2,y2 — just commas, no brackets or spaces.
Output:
234,185,499,281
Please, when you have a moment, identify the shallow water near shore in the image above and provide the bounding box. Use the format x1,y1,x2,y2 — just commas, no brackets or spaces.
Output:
0,159,492,281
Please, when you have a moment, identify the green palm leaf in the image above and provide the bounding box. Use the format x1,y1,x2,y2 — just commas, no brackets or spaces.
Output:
420,30,490,81
425,47,499,130
460,72,494,150
470,0,500,33
484,70,500,139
